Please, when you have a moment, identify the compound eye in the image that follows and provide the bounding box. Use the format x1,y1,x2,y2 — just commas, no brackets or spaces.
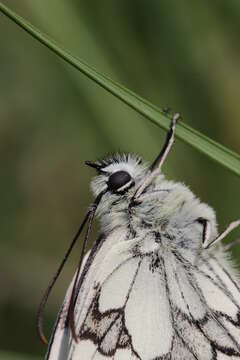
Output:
107,170,132,192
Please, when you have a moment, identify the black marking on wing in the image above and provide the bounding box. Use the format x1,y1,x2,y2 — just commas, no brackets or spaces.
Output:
75,253,176,359
173,266,217,360
47,232,240,360
178,286,235,358
46,234,106,360
80,298,139,358
212,255,240,293
77,259,143,359
66,244,139,356
192,258,240,354
161,255,199,360
211,254,240,307
73,234,107,311
200,255,240,312
174,251,240,358
198,256,240,331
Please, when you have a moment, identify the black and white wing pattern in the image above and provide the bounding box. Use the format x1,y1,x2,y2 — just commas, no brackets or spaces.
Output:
163,246,240,360
46,230,175,360
196,251,240,359
46,231,240,360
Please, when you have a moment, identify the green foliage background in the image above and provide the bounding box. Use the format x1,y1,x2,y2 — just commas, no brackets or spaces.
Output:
0,0,240,358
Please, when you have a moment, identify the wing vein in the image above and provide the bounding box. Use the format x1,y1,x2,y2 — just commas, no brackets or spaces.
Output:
161,253,198,360
175,251,240,354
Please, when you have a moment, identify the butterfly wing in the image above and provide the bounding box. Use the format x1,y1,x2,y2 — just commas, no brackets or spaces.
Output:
197,250,240,358
46,230,240,360
46,233,107,360
46,231,176,360
163,246,240,360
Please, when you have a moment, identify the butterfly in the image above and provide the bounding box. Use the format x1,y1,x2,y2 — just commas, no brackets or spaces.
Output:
39,114,240,359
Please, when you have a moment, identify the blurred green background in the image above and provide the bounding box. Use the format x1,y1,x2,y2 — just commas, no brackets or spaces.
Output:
0,0,240,358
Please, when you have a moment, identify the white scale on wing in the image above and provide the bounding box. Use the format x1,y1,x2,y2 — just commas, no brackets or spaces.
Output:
195,270,239,320
97,238,142,312
124,256,173,359
208,255,240,306
74,230,130,328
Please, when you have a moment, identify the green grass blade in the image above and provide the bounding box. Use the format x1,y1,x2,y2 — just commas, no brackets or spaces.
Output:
0,2,239,176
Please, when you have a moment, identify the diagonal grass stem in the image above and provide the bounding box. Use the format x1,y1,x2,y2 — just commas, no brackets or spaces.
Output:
0,2,239,176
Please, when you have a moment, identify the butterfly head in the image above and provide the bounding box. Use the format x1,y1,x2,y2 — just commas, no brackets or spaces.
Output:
86,153,147,198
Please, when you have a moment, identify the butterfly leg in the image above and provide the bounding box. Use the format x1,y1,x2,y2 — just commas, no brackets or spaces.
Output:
203,219,240,249
150,112,180,172
135,113,180,198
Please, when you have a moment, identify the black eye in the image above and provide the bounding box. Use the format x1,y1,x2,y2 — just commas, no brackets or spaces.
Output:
108,171,132,192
